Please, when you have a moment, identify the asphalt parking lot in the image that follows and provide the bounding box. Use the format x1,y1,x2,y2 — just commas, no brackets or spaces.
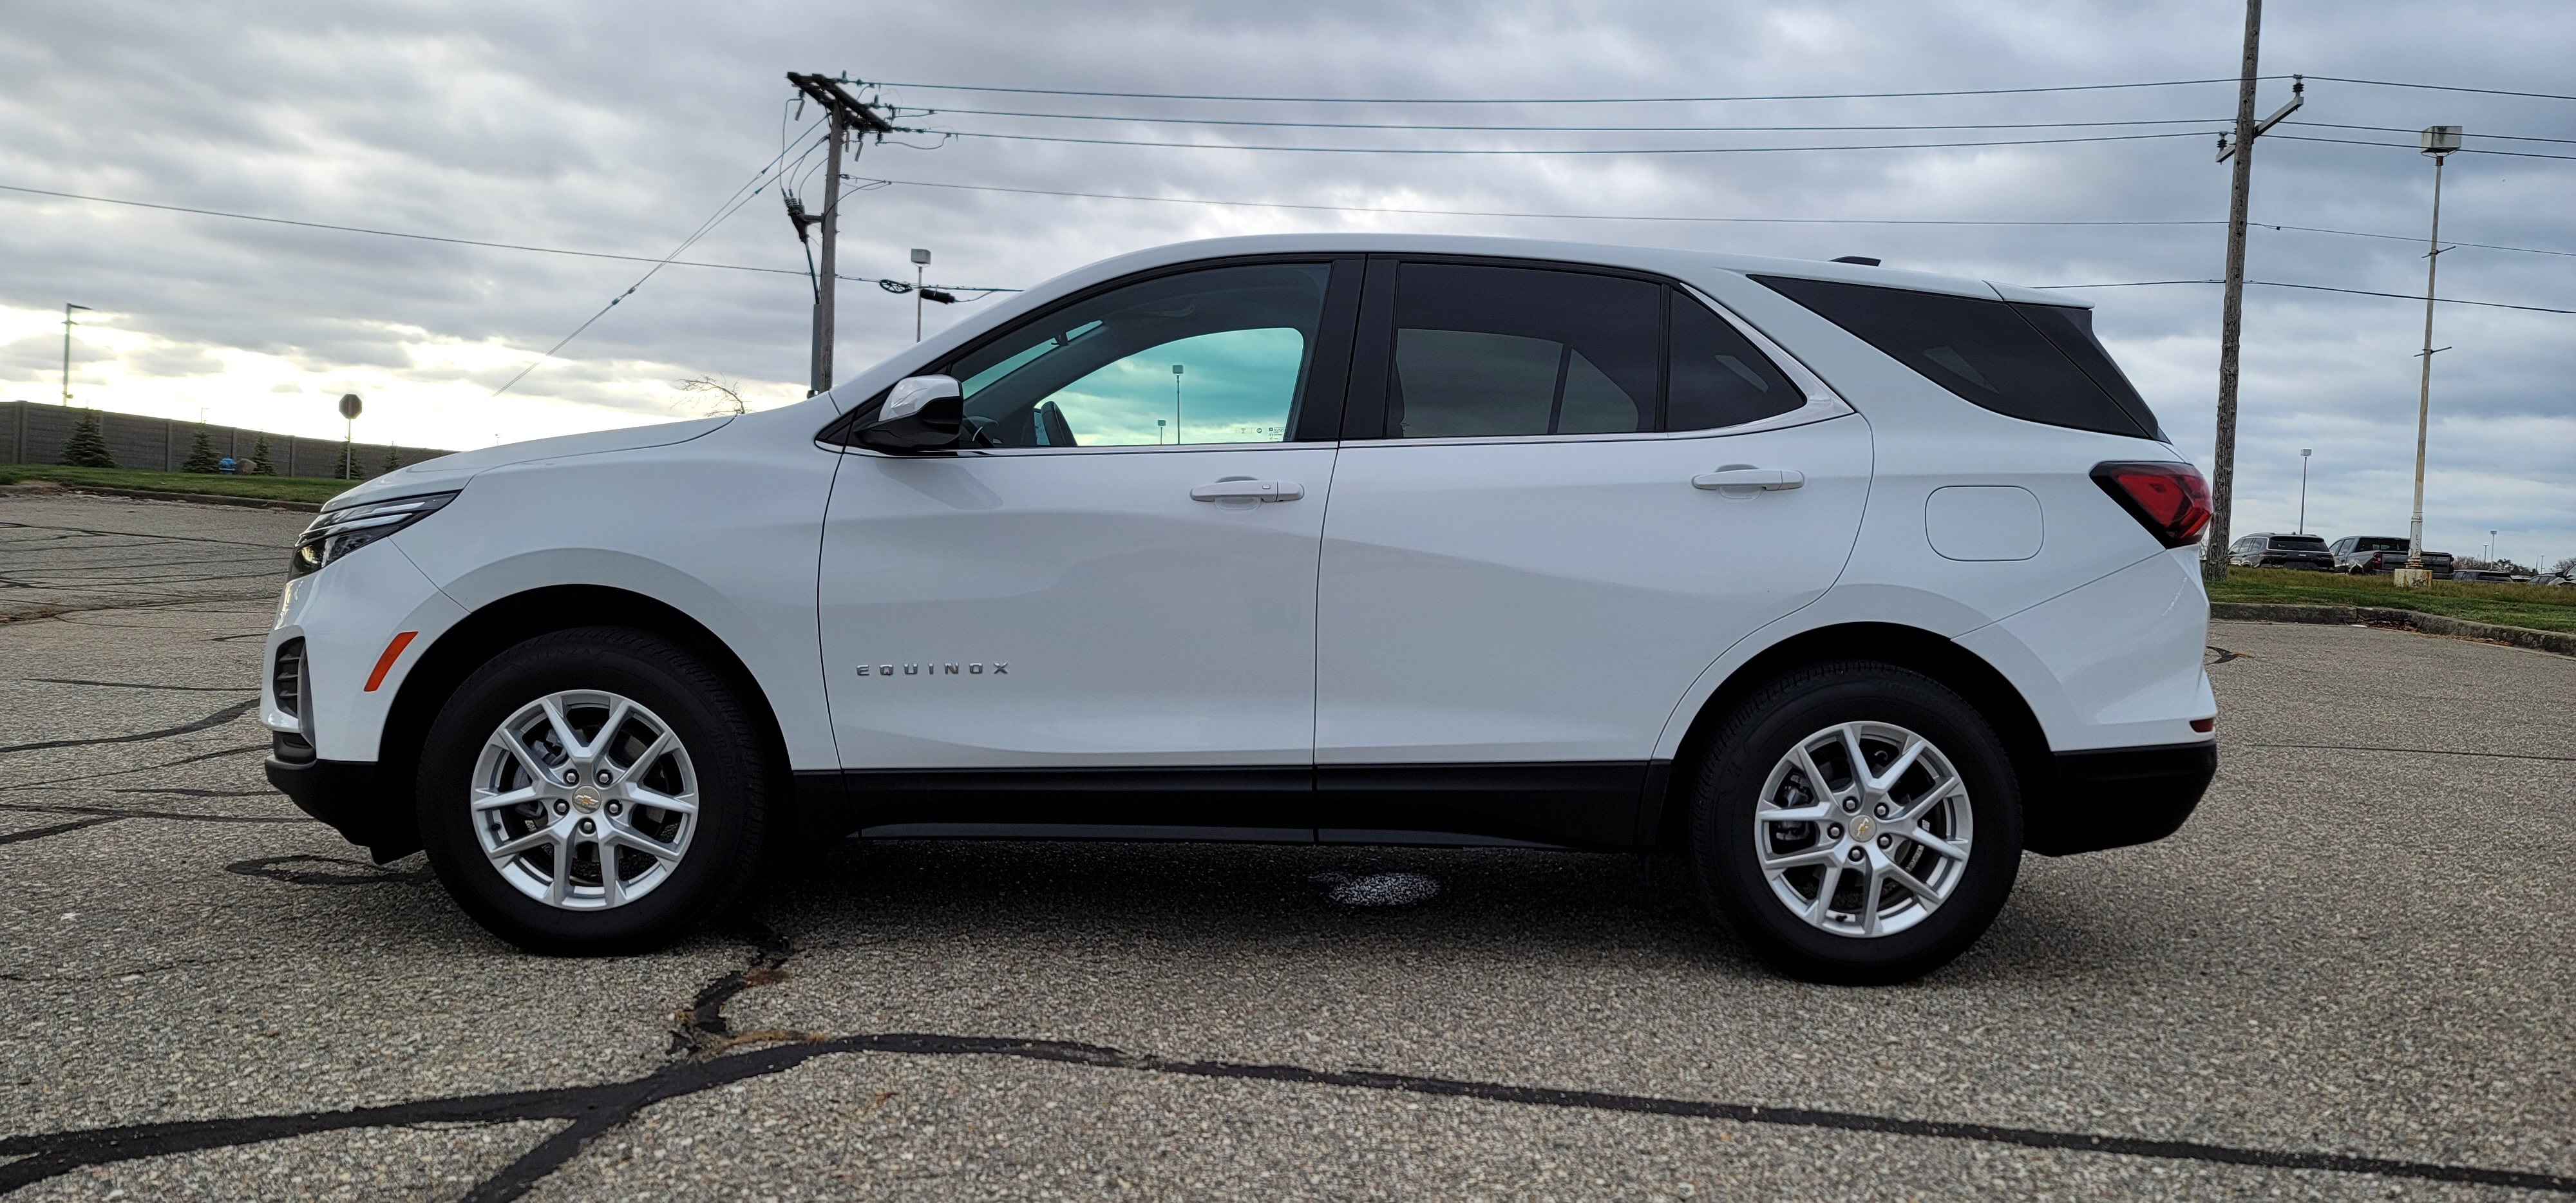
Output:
3,491,2571,1201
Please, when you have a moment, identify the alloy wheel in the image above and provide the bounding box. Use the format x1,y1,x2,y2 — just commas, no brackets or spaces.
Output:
1751,720,1973,938
469,689,699,911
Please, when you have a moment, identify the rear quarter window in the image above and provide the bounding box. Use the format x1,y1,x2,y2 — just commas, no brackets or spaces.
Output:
1752,275,2165,440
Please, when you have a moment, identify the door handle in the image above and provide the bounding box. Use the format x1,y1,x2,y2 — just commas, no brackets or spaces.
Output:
1189,480,1306,502
1693,468,1804,491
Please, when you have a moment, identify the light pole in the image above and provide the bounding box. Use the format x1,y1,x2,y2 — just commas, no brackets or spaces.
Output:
61,303,90,405
2297,448,2311,533
1171,363,1185,444
911,248,931,341
2399,125,2461,587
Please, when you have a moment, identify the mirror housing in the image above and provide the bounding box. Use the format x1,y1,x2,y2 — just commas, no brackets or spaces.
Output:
855,375,963,452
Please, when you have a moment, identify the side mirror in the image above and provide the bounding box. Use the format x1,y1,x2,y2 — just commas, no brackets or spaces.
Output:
855,375,963,452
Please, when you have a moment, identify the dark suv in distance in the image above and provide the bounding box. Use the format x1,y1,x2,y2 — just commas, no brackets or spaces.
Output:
2229,532,2335,570
2329,535,2452,576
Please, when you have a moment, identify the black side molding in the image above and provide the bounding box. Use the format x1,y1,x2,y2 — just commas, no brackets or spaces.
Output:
2025,742,2217,857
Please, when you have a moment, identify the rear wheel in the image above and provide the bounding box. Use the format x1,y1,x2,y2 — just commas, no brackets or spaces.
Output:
1687,661,2022,985
418,627,771,954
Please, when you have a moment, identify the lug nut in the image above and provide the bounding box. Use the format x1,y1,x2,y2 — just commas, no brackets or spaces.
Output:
1842,798,1860,813
605,801,622,817
1874,802,1890,819
578,817,595,834
1877,835,1892,849
562,769,578,785
1846,847,1865,862
1826,823,1843,840
553,800,570,815
596,769,612,786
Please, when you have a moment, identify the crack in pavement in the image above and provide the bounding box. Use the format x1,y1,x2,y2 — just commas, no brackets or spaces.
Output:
2240,742,2576,763
0,743,273,792
0,801,298,826
6,1028,2570,1197
0,815,123,846
0,699,260,757
2205,644,2240,665
21,677,256,692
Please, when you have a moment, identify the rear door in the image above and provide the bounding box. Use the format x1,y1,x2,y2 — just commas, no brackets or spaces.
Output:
1312,258,1871,847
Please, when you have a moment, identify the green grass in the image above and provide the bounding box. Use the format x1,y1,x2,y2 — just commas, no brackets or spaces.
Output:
2210,565,2576,634
0,464,354,505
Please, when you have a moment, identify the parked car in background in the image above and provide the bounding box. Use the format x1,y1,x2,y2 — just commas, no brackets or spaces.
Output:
2230,532,2335,570
2329,535,2453,576
2450,567,2517,583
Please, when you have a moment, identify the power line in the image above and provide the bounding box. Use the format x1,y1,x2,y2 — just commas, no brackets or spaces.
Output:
853,176,2576,256
930,128,2223,155
2263,133,2576,161
855,75,2277,104
2299,75,2576,102
2031,279,2573,314
2284,121,2576,146
913,107,2235,135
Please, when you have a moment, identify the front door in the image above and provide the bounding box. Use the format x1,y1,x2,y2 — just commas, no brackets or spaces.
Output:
1313,259,1871,846
819,260,1358,834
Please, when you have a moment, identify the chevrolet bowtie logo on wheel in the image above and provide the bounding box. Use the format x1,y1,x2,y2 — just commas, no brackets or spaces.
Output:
856,662,1008,677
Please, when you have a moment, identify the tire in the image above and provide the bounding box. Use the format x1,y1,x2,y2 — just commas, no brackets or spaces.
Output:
417,627,772,954
1686,661,2022,985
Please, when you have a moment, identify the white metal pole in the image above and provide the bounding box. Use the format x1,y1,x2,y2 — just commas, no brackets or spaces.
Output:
2298,448,2311,533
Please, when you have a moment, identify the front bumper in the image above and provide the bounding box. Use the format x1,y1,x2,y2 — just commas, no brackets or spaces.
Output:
2025,742,2218,857
265,744,414,862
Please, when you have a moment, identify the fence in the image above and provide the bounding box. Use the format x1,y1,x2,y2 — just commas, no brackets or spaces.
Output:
3,401,452,478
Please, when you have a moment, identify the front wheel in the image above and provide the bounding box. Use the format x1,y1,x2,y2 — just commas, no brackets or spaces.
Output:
418,627,772,954
1687,661,2022,985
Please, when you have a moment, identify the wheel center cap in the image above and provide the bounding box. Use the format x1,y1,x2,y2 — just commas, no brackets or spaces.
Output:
1853,817,1875,840
572,793,601,814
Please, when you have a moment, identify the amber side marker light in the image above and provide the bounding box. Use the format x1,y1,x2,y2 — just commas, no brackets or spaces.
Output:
364,631,419,692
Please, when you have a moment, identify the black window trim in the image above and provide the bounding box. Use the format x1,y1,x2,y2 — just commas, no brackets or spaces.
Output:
1336,252,1853,446
815,253,1365,452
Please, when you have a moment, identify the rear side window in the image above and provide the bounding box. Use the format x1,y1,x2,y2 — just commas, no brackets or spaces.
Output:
1752,276,2165,440
2271,535,2329,551
2354,536,2409,552
1668,296,1803,431
1387,263,1660,438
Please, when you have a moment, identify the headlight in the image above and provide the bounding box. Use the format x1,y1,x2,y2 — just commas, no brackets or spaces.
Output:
290,491,459,576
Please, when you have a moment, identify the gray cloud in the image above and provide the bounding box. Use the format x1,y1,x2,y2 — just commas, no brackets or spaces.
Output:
1,0,2567,558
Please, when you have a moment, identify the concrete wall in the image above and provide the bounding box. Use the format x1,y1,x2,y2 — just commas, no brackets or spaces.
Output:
2,401,452,479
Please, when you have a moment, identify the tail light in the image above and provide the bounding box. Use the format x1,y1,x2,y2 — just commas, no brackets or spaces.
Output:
2091,462,2213,549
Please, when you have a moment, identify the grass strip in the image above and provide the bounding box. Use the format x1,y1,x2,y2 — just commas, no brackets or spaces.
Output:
2210,566,2576,634
0,464,354,504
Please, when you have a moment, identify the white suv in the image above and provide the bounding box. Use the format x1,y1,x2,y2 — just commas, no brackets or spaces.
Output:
264,235,2217,983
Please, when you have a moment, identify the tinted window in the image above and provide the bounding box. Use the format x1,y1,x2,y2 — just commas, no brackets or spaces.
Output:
1668,296,1803,430
2354,536,2409,552
1752,276,2163,440
1387,263,1660,439
947,263,1329,448
2271,535,2329,551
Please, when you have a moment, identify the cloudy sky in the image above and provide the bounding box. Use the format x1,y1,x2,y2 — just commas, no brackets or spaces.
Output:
4,1,2568,564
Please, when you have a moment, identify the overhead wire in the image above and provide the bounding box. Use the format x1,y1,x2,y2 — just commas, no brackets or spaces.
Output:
852,76,2280,104
908,108,2236,134
2031,279,2573,314
925,128,2225,155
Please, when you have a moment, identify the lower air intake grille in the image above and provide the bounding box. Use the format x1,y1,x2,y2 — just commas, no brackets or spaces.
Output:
272,638,305,719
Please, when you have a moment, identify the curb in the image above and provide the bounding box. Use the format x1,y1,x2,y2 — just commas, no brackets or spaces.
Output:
3,483,325,513
2210,602,2576,658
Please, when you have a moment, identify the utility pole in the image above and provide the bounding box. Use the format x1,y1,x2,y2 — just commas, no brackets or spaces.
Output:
786,73,896,396
61,303,90,405
1171,363,1186,443
2400,125,2461,587
2202,0,2303,581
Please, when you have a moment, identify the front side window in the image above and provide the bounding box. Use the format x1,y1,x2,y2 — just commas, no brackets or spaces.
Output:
1752,275,2165,440
1386,263,1660,439
945,263,1330,448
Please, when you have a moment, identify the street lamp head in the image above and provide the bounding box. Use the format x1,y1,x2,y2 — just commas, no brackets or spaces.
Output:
910,248,931,265
2300,448,2311,457
2420,126,2461,156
